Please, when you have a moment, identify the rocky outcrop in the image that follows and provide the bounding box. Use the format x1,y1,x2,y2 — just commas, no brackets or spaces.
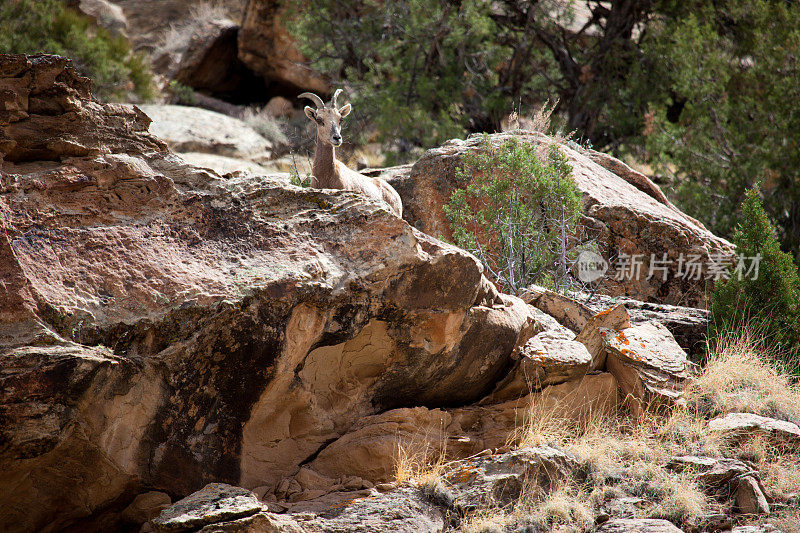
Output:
522,285,710,357
238,0,330,94
0,54,536,532
138,104,273,163
708,413,800,447
575,305,693,414
0,54,742,533
384,132,734,307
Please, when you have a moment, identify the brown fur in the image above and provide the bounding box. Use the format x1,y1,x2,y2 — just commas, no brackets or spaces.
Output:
302,94,402,217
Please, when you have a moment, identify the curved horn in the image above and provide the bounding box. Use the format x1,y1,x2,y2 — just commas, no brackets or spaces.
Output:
298,92,324,108
330,88,343,109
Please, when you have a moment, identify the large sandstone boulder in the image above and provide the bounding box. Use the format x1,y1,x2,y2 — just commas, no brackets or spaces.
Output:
521,284,710,357
383,132,734,307
238,0,329,94
137,104,273,163
0,55,536,532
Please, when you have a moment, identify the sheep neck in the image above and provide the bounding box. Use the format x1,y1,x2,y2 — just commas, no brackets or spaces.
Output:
312,136,341,188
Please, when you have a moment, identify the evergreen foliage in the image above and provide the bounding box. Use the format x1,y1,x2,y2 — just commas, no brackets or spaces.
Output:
287,0,507,162
0,0,154,102
643,0,800,263
444,136,582,294
710,189,800,362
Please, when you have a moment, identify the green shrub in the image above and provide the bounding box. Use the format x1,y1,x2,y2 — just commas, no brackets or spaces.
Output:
642,0,800,262
168,80,197,106
444,136,582,294
0,0,154,102
287,0,507,162
710,188,800,363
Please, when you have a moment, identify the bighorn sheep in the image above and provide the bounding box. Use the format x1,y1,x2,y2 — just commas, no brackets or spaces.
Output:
299,90,403,217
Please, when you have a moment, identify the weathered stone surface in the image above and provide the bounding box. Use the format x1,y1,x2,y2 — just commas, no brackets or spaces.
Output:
138,104,272,162
291,487,446,532
441,446,578,511
153,484,262,532
584,148,672,206
521,284,594,333
182,487,446,532
488,329,592,401
178,152,276,177
238,0,330,94
708,413,800,446
667,455,770,516
305,407,451,485
522,284,709,357
735,475,771,515
602,322,691,412
121,491,172,526
384,132,733,306
0,54,537,532
289,373,618,488
667,455,752,487
596,518,683,532
567,305,691,413
579,292,709,358
574,304,631,370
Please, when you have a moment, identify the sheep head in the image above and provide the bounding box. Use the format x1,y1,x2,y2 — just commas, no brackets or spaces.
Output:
299,90,352,147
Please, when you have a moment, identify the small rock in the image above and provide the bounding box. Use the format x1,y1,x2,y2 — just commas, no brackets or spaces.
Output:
488,329,593,401
600,321,691,413
735,474,770,515
668,455,753,487
708,412,800,446
152,483,262,532
575,304,631,370
442,446,578,511
596,518,683,532
264,96,294,118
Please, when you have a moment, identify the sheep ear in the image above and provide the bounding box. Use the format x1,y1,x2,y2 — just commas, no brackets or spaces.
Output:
304,106,317,120
339,103,352,118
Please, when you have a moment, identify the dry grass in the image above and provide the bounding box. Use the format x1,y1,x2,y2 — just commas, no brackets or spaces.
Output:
391,331,800,531
686,330,800,421
159,1,233,56
524,482,593,532
393,437,449,487
241,107,289,148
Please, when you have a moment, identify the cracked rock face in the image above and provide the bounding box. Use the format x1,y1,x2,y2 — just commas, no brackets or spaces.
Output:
0,54,536,532
383,132,733,307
